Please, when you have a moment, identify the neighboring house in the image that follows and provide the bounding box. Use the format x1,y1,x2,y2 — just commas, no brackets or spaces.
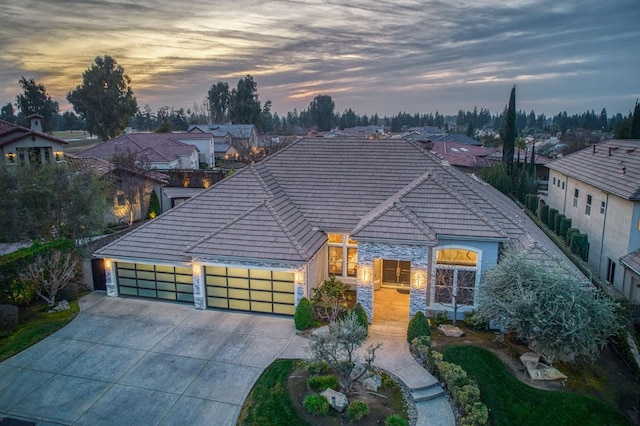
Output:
77,133,199,170
427,141,496,172
171,133,215,167
95,138,584,320
64,154,169,224
188,124,259,162
545,139,640,303
1,115,67,166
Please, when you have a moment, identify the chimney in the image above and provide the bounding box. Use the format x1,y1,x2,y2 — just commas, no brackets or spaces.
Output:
28,114,43,133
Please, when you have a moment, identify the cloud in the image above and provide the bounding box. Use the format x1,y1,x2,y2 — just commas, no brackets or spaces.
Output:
0,0,638,116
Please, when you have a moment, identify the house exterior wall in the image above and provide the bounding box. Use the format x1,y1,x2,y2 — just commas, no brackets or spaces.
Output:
307,244,327,298
2,136,65,166
621,267,640,304
546,169,639,291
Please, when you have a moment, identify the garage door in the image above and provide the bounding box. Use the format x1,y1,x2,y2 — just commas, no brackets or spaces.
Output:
204,266,295,315
116,262,194,303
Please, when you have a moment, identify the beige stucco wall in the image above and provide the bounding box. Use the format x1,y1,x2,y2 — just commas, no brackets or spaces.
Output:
546,169,640,293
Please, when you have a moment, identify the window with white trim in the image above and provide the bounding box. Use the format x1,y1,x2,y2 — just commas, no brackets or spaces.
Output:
327,233,358,278
585,194,592,216
573,188,579,208
434,248,479,306
600,201,606,214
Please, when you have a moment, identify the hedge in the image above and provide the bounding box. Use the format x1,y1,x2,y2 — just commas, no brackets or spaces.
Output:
559,217,572,240
540,204,550,224
548,208,558,229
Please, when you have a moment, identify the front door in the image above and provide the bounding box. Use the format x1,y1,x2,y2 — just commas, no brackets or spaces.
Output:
382,260,411,288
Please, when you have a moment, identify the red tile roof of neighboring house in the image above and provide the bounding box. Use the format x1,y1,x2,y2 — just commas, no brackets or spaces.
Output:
0,119,68,147
77,133,198,163
428,141,496,169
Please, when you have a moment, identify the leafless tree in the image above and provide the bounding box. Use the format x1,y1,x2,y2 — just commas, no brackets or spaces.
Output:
308,312,382,394
19,250,80,307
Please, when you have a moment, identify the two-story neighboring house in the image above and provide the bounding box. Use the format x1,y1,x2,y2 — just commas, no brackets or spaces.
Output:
93,137,584,322
545,139,640,303
1,115,67,166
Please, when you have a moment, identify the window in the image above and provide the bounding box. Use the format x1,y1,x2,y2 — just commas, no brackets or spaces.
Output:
552,177,556,186
116,192,126,206
434,248,479,307
600,201,606,214
606,258,616,284
585,194,592,216
573,188,579,208
561,181,565,190
327,233,357,278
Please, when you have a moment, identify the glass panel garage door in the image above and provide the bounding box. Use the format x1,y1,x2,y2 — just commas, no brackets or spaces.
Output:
205,266,295,315
116,262,194,303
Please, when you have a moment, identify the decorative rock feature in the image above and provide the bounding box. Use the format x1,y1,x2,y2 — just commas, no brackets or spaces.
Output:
311,325,329,336
362,374,382,392
350,362,369,381
321,388,349,412
50,300,70,312
520,353,567,381
437,324,465,337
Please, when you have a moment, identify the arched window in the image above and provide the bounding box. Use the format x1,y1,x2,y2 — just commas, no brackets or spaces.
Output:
434,248,480,306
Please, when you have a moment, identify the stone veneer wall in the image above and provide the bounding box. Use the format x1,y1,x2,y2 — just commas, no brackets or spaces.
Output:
356,242,430,322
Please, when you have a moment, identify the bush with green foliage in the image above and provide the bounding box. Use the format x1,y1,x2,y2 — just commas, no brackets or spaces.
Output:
411,336,431,365
407,311,431,343
0,304,19,336
346,400,369,421
146,190,162,219
294,297,317,330
569,232,589,261
431,310,449,326
548,208,558,229
525,194,538,215
307,360,329,375
559,216,572,240
554,213,564,235
452,384,482,413
311,276,349,322
353,303,369,331
463,310,487,330
478,163,512,195
307,374,338,392
385,414,409,426
462,402,490,426
566,227,579,244
303,394,329,415
540,204,549,224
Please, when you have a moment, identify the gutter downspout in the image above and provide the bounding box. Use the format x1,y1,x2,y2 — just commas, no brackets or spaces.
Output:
598,193,609,277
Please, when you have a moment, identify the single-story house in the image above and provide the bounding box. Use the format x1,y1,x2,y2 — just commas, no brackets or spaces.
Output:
77,133,200,170
1,115,67,166
95,137,582,320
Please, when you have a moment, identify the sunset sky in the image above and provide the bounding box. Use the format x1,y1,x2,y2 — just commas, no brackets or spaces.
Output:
1,0,639,117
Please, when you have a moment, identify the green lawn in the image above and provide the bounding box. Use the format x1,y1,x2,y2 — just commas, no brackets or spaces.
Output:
238,359,309,426
0,301,79,362
443,345,630,426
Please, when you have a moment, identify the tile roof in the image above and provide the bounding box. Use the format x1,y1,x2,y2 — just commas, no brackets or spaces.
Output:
428,141,496,168
96,138,582,274
188,124,255,138
620,249,640,275
64,153,169,183
0,120,68,147
547,139,640,200
77,133,197,163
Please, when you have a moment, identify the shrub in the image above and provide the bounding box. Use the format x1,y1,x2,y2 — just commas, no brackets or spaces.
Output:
294,297,317,330
548,208,558,229
303,394,329,416
525,194,538,214
566,227,579,244
432,311,449,326
385,414,409,426
435,359,469,389
452,383,482,413
407,311,431,343
559,216,572,240
461,402,490,426
353,303,369,331
0,305,19,336
554,213,564,235
411,336,431,365
346,400,369,421
311,276,349,322
540,204,549,224
147,190,161,219
307,360,329,375
463,310,487,330
308,375,338,392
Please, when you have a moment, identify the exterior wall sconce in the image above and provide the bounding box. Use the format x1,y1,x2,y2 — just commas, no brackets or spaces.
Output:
104,259,112,269
411,269,427,289
7,151,16,163
294,269,306,285
54,150,63,161
357,264,372,284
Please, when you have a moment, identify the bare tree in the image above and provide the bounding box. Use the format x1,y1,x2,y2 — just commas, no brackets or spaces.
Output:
109,150,155,225
308,311,381,394
19,250,80,307
434,268,476,326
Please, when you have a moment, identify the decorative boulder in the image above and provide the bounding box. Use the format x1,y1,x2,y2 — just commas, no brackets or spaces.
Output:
362,374,382,392
349,362,369,381
520,353,568,381
50,300,70,312
437,324,465,337
311,325,330,337
321,388,349,412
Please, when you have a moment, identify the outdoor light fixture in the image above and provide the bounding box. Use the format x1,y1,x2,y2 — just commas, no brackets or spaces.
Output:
7,151,15,163
294,269,306,285
357,264,372,284
104,259,112,269
411,269,427,289
54,150,63,161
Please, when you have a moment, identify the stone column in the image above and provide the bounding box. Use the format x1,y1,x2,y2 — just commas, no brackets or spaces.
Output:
294,266,307,307
105,259,118,297
356,262,374,323
409,267,427,319
192,264,206,309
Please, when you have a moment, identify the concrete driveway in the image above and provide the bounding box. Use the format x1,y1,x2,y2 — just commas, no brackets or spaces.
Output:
0,292,309,425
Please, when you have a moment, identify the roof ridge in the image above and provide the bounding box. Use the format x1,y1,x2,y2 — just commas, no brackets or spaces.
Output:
265,198,308,259
183,201,268,253
250,163,275,198
394,201,437,240
429,173,508,238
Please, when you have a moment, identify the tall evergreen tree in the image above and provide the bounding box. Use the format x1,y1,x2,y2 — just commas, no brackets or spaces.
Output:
500,86,517,172
16,77,59,132
630,100,640,139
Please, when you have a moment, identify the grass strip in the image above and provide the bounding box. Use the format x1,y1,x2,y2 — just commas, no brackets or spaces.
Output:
443,345,630,426
238,359,310,426
0,301,79,362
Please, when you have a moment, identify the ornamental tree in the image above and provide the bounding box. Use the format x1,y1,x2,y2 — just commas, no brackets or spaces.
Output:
477,246,621,364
